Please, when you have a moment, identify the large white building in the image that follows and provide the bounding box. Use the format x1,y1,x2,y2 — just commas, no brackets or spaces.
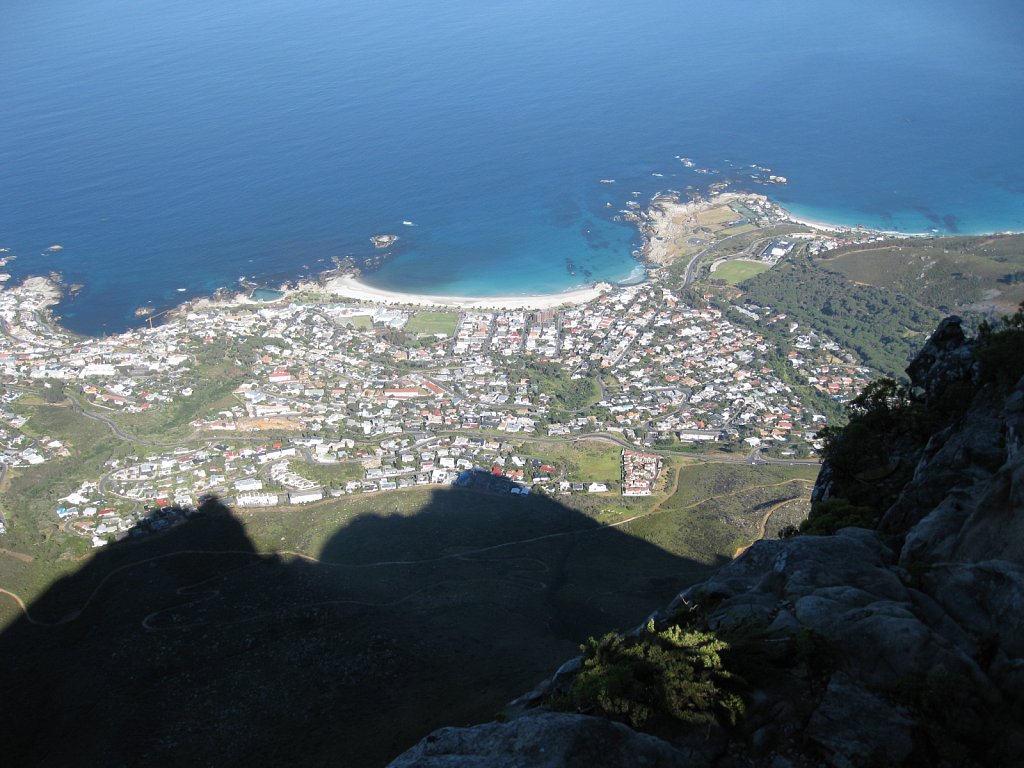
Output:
236,491,279,507
288,488,323,505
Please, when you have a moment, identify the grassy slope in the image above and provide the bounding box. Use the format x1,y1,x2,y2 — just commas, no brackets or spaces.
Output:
529,439,623,483
0,488,727,766
618,460,818,562
292,460,365,489
820,233,1024,315
0,414,820,764
0,403,128,623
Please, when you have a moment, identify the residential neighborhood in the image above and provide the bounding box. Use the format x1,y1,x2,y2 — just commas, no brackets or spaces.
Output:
0,244,873,545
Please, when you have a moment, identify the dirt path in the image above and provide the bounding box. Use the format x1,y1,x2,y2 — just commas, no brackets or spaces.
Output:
732,496,804,559
640,475,813,525
0,548,34,563
0,512,667,630
0,549,265,627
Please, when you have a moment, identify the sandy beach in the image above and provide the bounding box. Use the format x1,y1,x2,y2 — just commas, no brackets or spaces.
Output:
160,191,940,323
783,210,935,238
317,274,611,310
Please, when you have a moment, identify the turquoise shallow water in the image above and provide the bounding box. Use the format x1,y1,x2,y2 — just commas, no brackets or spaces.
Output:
1,0,1022,335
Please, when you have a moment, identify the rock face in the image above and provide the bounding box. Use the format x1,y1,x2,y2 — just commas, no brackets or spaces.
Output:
389,318,1024,768
388,712,694,768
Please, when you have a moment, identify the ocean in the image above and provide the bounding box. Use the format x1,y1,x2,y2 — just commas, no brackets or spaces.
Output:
2,0,1022,335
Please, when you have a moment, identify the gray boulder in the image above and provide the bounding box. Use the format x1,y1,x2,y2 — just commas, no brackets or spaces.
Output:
387,711,698,768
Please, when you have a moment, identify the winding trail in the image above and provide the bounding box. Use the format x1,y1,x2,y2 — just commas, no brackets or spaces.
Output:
732,496,805,559
0,513,659,630
0,549,264,627
1,454,816,629
0,548,34,564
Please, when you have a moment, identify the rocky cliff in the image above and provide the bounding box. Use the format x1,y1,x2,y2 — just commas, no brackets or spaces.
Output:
389,316,1024,768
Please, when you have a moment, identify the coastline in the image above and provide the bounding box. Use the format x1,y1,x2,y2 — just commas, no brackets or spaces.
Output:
783,210,935,238
640,191,757,265
16,191,1024,332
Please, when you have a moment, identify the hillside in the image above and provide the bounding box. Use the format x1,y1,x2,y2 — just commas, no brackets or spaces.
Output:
819,233,1024,316
390,312,1024,767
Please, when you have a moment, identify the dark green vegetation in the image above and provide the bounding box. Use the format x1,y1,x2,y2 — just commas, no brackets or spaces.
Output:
795,305,1024,537
513,361,602,414
976,302,1024,386
737,255,943,378
558,620,745,734
548,608,844,751
3,405,120,540
104,358,247,440
822,233,1024,315
0,404,123,600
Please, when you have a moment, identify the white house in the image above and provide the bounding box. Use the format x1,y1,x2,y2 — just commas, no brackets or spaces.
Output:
288,489,323,505
236,492,279,507
235,477,264,492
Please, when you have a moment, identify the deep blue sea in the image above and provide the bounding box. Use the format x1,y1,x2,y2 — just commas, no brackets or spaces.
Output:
2,0,1022,335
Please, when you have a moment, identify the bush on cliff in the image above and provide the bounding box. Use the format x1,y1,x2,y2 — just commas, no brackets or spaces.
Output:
553,620,745,736
796,497,879,536
977,302,1024,386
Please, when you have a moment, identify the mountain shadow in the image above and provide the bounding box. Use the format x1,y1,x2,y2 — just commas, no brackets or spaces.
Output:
0,488,724,767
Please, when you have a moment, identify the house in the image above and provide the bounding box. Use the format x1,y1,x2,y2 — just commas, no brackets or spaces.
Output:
236,492,279,507
288,489,323,505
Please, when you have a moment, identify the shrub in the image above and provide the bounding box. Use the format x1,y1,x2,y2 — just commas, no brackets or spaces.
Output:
556,620,745,734
799,497,879,536
976,302,1024,386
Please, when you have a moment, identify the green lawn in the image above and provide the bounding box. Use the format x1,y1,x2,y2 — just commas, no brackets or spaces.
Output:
293,460,365,489
343,314,374,330
714,259,770,284
405,311,458,336
532,439,623,483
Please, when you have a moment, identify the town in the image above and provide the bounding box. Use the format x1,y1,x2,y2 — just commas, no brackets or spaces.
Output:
0,227,875,547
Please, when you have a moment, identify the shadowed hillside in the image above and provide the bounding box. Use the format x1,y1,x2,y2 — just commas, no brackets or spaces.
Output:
389,315,1024,768
0,491,721,767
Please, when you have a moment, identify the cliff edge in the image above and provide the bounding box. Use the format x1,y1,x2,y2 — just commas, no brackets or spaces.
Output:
389,313,1024,768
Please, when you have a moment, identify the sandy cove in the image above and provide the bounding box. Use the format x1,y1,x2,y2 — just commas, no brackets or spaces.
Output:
314,274,612,310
